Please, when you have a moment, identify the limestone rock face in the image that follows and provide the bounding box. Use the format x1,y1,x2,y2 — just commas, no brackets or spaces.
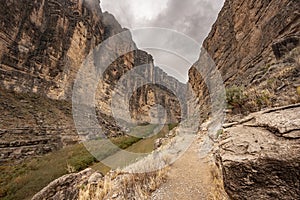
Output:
188,0,300,119
218,104,300,199
31,168,95,200
187,0,300,198
96,51,186,132
0,0,106,161
0,0,185,160
203,0,299,86
0,0,104,99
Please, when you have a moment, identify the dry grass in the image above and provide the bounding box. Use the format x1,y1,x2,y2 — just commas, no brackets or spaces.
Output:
78,128,179,199
79,169,168,200
225,85,273,114
297,86,300,96
244,88,274,111
0,143,98,200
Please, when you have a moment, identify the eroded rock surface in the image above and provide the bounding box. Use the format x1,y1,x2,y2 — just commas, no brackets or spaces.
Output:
218,104,300,199
189,0,300,119
0,0,185,161
32,168,95,200
186,0,300,198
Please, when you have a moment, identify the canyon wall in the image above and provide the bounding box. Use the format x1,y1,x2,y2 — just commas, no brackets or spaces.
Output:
0,0,105,99
189,0,299,118
187,0,300,199
0,0,185,161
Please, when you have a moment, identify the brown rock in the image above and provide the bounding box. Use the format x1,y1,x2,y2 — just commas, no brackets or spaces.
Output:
188,0,300,119
217,104,300,199
32,168,94,200
0,0,185,161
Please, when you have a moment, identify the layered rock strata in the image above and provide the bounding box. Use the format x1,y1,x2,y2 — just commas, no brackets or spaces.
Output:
0,0,185,161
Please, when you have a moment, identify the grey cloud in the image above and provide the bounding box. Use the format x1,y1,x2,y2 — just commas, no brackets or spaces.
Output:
149,0,224,44
100,0,135,29
100,0,224,82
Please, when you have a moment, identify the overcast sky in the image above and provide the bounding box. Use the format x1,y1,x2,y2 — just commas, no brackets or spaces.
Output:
100,0,224,82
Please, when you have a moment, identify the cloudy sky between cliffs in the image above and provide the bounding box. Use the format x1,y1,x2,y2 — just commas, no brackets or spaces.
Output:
101,0,225,82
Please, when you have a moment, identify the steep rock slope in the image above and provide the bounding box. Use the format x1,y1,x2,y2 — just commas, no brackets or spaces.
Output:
0,87,77,162
187,0,300,199
189,0,300,118
0,0,104,99
0,0,107,162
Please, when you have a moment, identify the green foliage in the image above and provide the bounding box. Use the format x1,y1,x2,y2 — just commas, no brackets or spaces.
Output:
168,123,178,131
0,123,172,200
255,90,271,107
226,85,246,110
111,136,142,149
0,144,97,200
68,153,97,172
216,129,224,136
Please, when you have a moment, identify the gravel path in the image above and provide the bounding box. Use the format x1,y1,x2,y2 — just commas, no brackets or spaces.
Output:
151,139,214,200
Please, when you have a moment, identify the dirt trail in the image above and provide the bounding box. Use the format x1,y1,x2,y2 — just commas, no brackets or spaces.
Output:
151,138,225,200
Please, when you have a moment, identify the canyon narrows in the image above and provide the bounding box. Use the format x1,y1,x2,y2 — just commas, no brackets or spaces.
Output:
0,0,300,200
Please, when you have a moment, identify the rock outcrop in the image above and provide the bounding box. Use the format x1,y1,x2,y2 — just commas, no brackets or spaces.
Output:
32,168,96,200
187,0,300,198
189,0,300,118
32,167,167,200
217,104,300,199
0,86,77,162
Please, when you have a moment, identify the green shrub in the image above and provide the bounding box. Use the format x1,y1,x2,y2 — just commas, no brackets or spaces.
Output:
216,129,223,137
0,144,97,200
111,136,142,149
255,90,271,107
226,85,246,110
68,154,97,172
168,123,178,131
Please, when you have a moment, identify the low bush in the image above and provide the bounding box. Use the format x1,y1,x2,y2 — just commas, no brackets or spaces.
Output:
226,85,246,113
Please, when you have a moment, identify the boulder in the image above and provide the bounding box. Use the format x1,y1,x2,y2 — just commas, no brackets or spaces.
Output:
217,104,300,199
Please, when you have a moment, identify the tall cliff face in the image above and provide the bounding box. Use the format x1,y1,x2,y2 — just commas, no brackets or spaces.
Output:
96,50,186,133
189,0,300,118
187,0,300,199
0,0,105,99
0,0,106,161
0,0,184,161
